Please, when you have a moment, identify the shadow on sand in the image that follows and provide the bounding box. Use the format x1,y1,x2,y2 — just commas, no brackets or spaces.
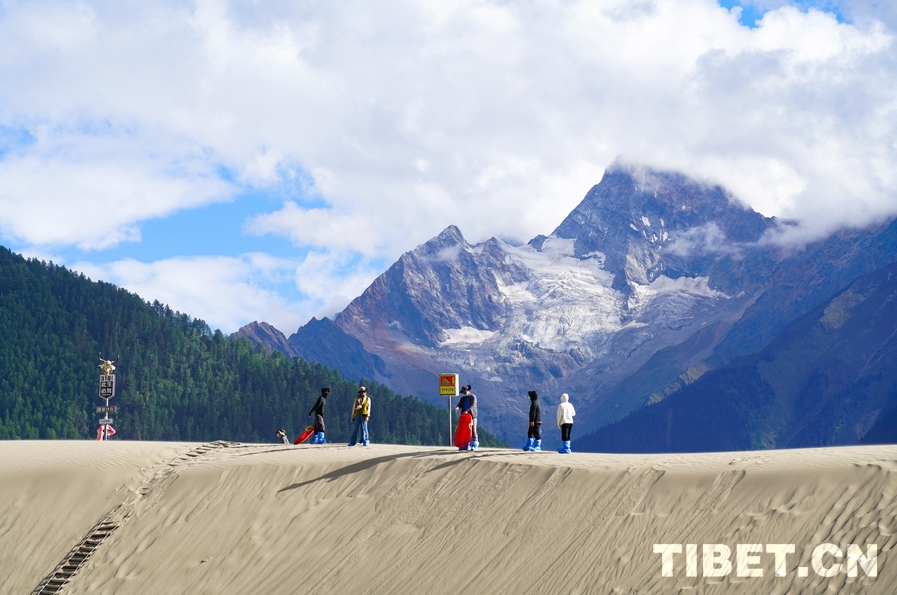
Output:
276,447,531,492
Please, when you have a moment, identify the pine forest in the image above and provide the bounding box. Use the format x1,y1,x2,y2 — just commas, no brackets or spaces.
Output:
0,247,503,447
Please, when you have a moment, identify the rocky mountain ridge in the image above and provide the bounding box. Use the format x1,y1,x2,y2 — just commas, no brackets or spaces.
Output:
237,163,897,444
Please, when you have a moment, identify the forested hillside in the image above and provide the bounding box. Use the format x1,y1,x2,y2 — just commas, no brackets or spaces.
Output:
0,247,503,446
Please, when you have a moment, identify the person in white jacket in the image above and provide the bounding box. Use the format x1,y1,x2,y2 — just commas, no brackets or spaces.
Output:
556,393,575,454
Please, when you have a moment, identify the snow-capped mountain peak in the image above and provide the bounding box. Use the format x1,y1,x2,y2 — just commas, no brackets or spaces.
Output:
242,164,897,445
312,165,780,439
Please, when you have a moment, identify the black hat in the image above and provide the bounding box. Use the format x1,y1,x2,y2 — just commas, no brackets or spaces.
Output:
322,387,331,395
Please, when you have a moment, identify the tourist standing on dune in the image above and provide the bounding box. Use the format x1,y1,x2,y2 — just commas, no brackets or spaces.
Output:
455,384,479,450
308,387,330,444
523,390,542,451
348,386,371,446
557,393,575,454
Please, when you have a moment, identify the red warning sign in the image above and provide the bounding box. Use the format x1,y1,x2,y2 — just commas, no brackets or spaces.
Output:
439,373,459,396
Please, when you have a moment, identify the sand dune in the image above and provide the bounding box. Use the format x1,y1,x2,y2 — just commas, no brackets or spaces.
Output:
2,441,895,595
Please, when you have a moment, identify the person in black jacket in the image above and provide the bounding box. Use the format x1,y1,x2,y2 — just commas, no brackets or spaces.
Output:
523,390,542,451
308,387,330,444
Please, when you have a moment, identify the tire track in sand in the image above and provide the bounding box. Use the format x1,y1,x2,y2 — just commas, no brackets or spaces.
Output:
29,441,239,595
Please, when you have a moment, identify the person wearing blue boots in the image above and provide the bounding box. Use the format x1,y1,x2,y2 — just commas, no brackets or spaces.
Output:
308,387,330,444
523,390,542,451
454,384,478,450
556,393,575,453
348,386,371,446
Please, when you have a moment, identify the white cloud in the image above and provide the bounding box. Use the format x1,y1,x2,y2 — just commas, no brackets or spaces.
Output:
71,255,307,334
1,0,895,328
245,202,379,256
293,251,384,322
239,148,285,186
0,127,233,249
666,222,751,257
432,245,462,263
735,1,897,30
69,249,389,333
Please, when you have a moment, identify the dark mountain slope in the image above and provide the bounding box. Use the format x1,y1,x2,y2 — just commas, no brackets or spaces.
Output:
860,405,897,445
232,321,296,356
579,217,897,432
712,217,897,359
576,260,897,452
288,316,389,383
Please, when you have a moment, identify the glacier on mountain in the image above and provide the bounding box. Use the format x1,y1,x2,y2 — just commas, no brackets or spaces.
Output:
440,327,498,345
415,230,735,386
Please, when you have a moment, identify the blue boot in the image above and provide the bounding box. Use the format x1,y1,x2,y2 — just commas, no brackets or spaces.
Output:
362,439,369,446
458,444,469,451
532,439,541,452
558,440,571,454
317,432,327,444
523,438,534,451
471,441,479,451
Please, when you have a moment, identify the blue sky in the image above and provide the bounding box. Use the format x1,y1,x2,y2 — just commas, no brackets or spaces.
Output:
0,0,894,334
718,0,848,26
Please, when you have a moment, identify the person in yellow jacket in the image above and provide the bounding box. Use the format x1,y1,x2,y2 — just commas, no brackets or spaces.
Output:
348,386,371,446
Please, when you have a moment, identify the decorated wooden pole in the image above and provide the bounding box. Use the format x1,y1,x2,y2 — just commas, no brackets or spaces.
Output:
439,373,459,447
97,354,119,440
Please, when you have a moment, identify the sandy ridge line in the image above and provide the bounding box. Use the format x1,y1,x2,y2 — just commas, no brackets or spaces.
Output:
29,441,241,595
